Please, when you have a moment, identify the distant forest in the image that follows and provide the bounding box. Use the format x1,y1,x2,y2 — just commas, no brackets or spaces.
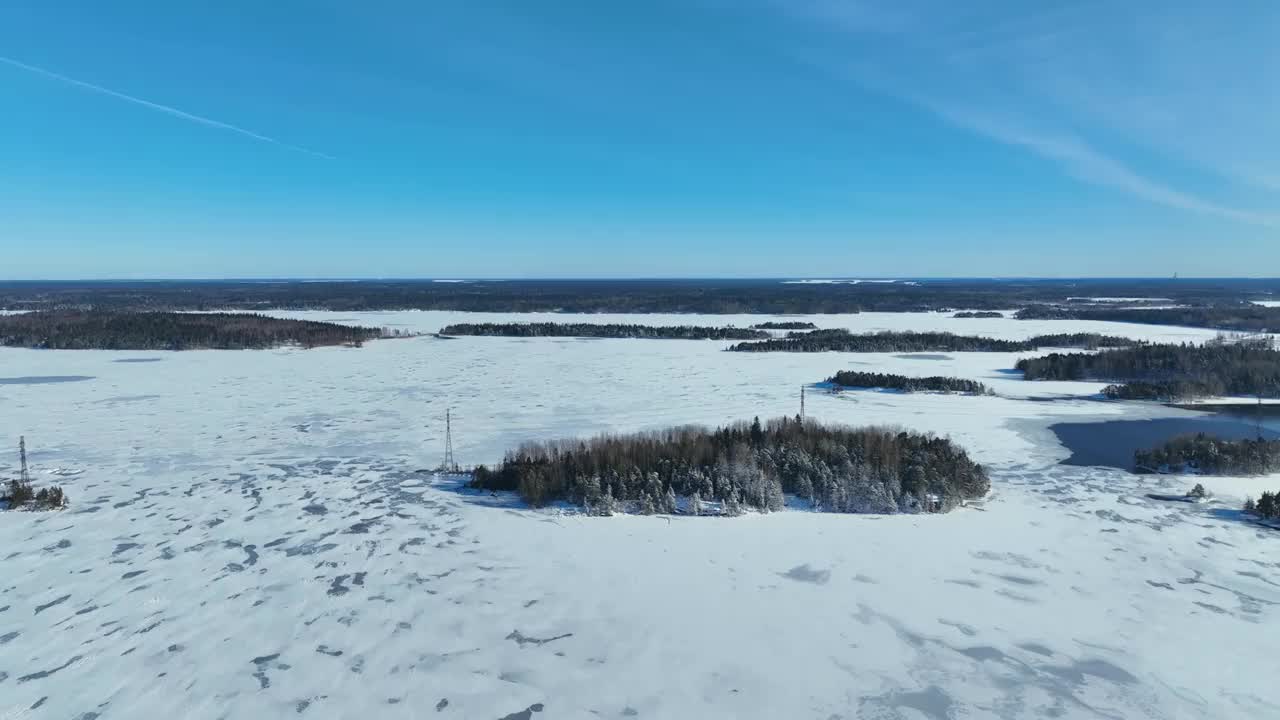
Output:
469,417,990,515
1015,340,1280,400
438,322,767,340
752,321,818,330
1135,434,1280,476
1016,305,1280,333
953,311,1005,319
4,278,1278,317
727,330,1138,353
826,371,991,395
0,311,388,350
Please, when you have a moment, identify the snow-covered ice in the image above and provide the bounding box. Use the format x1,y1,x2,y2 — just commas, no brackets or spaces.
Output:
1,312,1277,719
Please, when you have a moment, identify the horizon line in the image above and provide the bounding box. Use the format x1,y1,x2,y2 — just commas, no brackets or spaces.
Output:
2,276,1278,283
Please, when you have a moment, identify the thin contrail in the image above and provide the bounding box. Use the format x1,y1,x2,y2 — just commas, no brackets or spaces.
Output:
0,55,334,160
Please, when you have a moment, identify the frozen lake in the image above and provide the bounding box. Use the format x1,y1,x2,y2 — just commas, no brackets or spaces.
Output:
1,311,1277,719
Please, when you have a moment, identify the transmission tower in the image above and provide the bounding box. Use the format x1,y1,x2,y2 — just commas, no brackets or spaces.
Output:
442,409,457,472
800,384,806,422
19,436,30,484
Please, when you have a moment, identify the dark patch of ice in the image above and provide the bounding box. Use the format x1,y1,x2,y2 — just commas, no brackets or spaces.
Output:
112,543,142,556
780,564,830,584
1045,658,1137,685
957,645,1007,663
993,573,1041,586
17,654,82,682
0,375,94,384
894,353,953,361
498,703,545,720
1018,642,1055,657
251,653,282,689
328,575,351,596
34,594,71,614
937,619,976,637
864,685,954,720
507,629,574,647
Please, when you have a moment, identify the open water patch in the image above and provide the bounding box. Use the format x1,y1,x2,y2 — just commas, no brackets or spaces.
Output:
1050,416,1280,471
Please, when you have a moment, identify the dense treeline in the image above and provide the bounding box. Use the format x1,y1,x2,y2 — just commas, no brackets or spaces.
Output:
1016,305,1280,333
0,311,388,350
727,330,1138,353
752,321,818,330
827,371,991,395
469,417,990,515
1135,434,1280,475
954,311,1004,319
5,279,1277,316
1016,340,1280,400
438,322,767,340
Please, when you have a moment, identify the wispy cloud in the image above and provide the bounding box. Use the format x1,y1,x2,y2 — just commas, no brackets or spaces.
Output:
0,55,334,160
762,0,1278,228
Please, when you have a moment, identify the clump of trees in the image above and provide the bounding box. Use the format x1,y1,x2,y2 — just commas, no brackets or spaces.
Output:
1244,491,1280,521
2,478,67,510
0,311,389,350
439,322,768,340
826,371,991,395
1017,338,1280,400
1134,433,1280,475
953,311,1004,319
728,330,1137,353
752,321,819,330
469,417,989,515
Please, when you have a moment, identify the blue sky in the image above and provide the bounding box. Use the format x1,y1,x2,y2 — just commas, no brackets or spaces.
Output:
1,1,1276,279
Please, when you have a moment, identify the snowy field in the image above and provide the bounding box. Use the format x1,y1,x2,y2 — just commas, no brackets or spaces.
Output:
1,312,1278,720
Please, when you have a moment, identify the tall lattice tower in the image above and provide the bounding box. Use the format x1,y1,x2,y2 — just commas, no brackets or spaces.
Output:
442,409,457,472
19,436,30,483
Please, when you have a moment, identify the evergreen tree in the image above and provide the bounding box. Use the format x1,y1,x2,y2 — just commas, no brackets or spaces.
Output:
663,486,678,514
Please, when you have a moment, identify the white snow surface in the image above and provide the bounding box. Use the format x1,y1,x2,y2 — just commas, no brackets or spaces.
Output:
1251,300,1280,307
1,312,1277,720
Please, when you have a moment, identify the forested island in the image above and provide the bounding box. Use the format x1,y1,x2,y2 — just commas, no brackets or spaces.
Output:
1134,433,1280,475
727,330,1138,353
0,311,388,350
1015,340,1280,400
469,417,990,515
826,371,991,395
954,311,1004,319
1016,305,1280,333
438,322,767,340
752,321,819,330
